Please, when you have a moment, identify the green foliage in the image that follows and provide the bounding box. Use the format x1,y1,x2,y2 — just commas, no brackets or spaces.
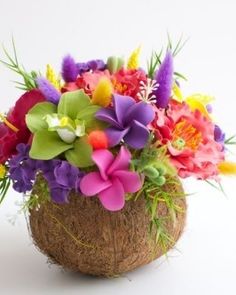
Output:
225,134,236,145
0,174,11,205
131,138,176,180
30,130,73,160
0,38,38,90
144,178,186,252
26,102,57,132
147,34,188,80
147,50,163,79
167,33,189,57
65,137,94,168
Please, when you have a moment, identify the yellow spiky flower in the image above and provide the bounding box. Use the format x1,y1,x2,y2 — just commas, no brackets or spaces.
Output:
218,162,236,175
172,82,184,102
185,94,214,120
0,165,6,179
127,46,141,70
92,78,113,107
46,64,61,90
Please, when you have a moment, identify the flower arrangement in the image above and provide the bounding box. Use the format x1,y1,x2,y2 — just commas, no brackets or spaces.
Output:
1,38,236,276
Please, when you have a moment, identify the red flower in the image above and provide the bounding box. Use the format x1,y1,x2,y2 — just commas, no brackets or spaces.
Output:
0,89,45,164
112,68,147,99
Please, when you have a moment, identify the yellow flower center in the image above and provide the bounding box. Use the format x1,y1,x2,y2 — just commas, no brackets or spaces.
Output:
172,119,202,151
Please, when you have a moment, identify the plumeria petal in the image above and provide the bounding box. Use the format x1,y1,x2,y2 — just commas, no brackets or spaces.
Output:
113,94,135,124
98,178,125,211
92,149,114,180
107,146,131,174
112,170,142,193
125,101,155,126
105,127,129,147
124,120,149,149
96,108,122,128
80,172,112,196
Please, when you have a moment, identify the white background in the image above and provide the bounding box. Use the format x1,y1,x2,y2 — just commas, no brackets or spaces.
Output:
0,0,236,294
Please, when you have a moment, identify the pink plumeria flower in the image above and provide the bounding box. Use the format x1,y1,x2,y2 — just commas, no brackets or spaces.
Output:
80,146,142,211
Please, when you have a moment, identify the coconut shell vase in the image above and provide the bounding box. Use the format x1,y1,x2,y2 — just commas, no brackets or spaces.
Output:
0,40,233,277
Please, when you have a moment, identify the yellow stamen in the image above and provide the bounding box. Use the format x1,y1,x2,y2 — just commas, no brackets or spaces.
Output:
172,120,202,151
0,113,19,132
60,117,70,127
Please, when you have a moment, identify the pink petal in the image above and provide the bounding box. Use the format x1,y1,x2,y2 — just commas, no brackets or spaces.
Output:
98,178,125,211
112,170,142,193
92,149,114,180
107,146,131,175
80,172,112,196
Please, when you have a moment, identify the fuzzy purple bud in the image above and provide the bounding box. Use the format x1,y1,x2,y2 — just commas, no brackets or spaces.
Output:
62,55,78,82
154,51,174,109
36,77,61,104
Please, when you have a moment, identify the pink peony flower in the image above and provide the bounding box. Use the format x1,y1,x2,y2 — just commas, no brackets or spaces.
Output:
152,100,224,180
80,146,142,211
76,70,111,95
112,68,147,99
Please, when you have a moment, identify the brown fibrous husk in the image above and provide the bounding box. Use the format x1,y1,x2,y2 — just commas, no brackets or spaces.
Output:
29,177,187,277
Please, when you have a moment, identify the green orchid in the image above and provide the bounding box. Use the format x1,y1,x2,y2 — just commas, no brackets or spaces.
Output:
26,90,103,167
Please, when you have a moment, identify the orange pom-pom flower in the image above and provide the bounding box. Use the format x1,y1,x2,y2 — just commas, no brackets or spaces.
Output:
88,131,108,150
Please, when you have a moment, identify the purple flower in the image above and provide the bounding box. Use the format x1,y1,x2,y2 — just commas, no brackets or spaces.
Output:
96,94,155,149
62,55,78,82
214,125,225,144
9,144,37,193
9,144,84,203
36,77,61,104
77,59,105,75
153,51,174,109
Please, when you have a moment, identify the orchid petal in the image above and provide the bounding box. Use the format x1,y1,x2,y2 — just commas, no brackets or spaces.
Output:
92,149,114,180
107,146,131,174
113,170,142,193
80,172,112,196
98,178,125,211
124,120,149,149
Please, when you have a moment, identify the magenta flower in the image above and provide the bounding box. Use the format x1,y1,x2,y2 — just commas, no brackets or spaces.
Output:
96,94,155,149
80,146,142,211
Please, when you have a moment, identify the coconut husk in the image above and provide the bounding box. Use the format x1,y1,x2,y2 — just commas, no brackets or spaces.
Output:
29,176,187,277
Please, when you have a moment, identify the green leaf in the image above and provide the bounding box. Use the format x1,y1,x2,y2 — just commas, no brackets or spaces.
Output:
58,90,90,119
65,137,94,168
26,102,57,132
30,130,72,160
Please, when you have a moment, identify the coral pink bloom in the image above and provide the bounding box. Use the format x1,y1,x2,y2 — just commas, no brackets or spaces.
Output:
112,68,147,99
76,70,111,95
152,100,224,180
80,146,142,211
